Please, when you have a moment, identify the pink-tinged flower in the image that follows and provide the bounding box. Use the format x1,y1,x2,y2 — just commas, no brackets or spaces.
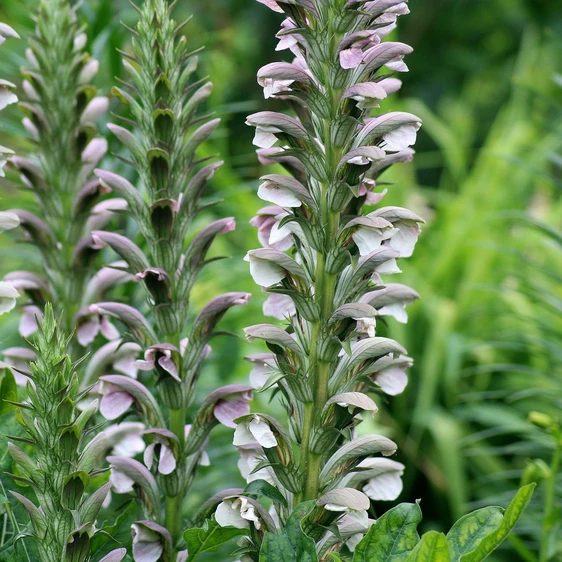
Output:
75,305,120,346
361,283,419,323
82,137,108,165
343,82,387,110
86,198,128,231
99,380,134,420
215,497,263,530
131,521,172,562
275,18,302,54
256,0,283,12
19,305,43,337
135,343,181,381
143,429,178,475
109,465,135,494
81,96,109,124
257,62,312,99
213,389,253,428
359,458,405,500
250,206,293,251
246,353,277,390
263,293,296,320
246,111,308,149
338,31,380,69
0,281,19,315
369,354,413,395
105,422,146,457
372,206,424,257
1,347,35,386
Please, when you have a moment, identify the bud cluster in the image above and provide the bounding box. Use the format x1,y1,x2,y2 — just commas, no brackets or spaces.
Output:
2,0,110,359
7,305,126,562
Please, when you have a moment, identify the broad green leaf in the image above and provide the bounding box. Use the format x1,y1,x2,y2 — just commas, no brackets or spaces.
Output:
408,531,450,561
460,484,535,562
184,518,246,560
244,479,287,507
259,502,318,562
0,369,17,416
352,503,422,562
447,507,503,561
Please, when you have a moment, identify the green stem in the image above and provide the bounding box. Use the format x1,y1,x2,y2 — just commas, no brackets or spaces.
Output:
539,436,561,562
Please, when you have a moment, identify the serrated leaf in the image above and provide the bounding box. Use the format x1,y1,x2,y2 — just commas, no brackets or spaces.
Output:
352,503,422,562
446,507,503,561
184,518,246,560
0,369,17,416
459,484,535,562
259,502,318,562
407,532,450,561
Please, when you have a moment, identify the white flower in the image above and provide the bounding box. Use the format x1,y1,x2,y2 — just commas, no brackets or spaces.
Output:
378,302,408,323
233,415,278,449
0,212,19,233
215,497,262,530
382,123,420,152
0,80,17,111
257,179,301,207
360,458,405,501
356,317,376,338
0,145,15,178
0,281,19,315
352,224,397,256
237,445,275,485
110,467,135,494
244,252,286,287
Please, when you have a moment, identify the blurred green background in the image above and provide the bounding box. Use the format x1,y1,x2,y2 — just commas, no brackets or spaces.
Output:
0,0,561,560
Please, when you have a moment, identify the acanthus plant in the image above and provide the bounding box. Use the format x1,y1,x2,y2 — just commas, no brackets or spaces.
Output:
0,20,20,306
207,0,535,561
86,0,253,559
1,0,113,365
5,305,126,562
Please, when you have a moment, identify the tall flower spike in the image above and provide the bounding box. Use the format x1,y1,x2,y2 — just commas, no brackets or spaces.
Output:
7,305,126,562
93,0,251,557
0,23,19,241
2,0,111,355
229,0,422,557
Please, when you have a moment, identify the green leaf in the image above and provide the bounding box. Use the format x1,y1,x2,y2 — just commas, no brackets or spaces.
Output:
260,502,318,562
0,369,17,416
244,479,287,507
353,503,422,562
184,517,246,561
447,507,504,561
408,532,451,561
460,484,536,562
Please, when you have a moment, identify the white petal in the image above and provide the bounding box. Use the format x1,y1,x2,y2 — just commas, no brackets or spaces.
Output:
244,253,286,287
377,303,408,323
375,258,401,274
388,223,420,257
375,366,408,395
233,423,256,447
0,212,19,232
249,417,277,448
258,182,301,207
383,125,418,152
215,501,250,529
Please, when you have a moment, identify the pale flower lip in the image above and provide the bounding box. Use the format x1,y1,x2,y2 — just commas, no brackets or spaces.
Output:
233,415,278,449
215,497,263,530
0,281,20,315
